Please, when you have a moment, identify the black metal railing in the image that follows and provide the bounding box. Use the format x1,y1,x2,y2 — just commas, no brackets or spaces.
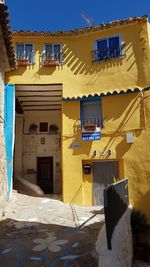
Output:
104,178,129,250
41,52,62,65
91,44,125,62
16,51,34,64
81,117,101,128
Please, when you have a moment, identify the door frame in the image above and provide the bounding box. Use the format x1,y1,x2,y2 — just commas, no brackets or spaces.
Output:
92,159,121,205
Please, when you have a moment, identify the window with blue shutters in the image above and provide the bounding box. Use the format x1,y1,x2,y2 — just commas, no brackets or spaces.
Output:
91,35,124,62
80,99,103,128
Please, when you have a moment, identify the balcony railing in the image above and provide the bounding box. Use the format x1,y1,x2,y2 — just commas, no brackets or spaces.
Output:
16,51,34,65
41,52,62,66
91,44,126,63
81,117,103,131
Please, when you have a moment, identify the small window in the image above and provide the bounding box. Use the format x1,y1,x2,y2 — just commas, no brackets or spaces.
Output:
80,99,103,128
16,43,34,63
43,44,62,63
92,36,122,62
39,122,48,132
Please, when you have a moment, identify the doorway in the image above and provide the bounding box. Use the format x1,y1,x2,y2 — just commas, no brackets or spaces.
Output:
93,161,119,205
37,157,53,194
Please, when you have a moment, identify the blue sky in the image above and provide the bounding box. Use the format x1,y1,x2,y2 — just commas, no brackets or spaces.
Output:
6,0,150,32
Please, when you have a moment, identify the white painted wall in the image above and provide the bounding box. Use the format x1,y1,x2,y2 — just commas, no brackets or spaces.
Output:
96,207,133,267
0,68,7,216
15,110,62,194
14,115,23,178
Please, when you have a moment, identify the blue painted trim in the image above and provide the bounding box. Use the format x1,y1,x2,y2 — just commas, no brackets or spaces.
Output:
63,96,101,102
80,96,101,102
4,84,15,200
80,98,102,128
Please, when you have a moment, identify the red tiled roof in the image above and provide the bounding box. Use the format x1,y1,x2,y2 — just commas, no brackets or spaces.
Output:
12,15,148,37
0,3,16,69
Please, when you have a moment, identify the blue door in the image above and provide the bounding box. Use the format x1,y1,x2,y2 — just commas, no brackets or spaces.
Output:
4,84,15,200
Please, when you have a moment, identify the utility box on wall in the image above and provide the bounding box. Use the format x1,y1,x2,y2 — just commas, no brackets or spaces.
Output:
83,164,92,174
126,132,134,144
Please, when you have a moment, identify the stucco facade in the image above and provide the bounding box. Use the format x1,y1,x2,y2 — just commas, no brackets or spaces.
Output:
0,66,7,212
6,16,150,222
0,2,15,214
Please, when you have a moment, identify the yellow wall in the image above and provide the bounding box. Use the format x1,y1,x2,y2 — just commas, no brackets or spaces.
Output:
6,19,150,222
6,20,150,95
63,91,150,224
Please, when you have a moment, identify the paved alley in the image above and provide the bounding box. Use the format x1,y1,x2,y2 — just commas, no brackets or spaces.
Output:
0,192,104,267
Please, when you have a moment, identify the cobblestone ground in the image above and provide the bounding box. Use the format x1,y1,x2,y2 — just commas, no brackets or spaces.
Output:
0,192,104,267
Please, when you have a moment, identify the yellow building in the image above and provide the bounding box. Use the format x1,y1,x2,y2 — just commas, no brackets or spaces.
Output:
6,16,150,222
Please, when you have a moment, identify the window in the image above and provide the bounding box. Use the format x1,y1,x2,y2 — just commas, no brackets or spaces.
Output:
39,122,48,132
80,99,103,128
16,43,34,63
43,44,62,64
92,36,122,62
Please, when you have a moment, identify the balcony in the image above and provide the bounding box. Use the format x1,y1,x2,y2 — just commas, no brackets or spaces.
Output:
81,117,102,132
41,52,62,66
91,44,126,63
16,52,34,66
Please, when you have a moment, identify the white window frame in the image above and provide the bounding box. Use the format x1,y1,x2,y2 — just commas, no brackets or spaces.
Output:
43,43,62,63
16,43,34,63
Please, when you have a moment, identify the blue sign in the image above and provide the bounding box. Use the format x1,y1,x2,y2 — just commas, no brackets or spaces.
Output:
82,131,101,141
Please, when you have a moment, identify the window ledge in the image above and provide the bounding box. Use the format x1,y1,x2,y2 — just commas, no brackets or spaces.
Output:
92,54,125,63
17,59,35,66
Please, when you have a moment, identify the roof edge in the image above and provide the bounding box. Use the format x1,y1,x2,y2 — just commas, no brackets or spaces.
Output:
12,15,148,37
0,3,16,69
63,86,150,101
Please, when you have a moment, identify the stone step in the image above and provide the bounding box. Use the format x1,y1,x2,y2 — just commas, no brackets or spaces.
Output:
133,260,150,267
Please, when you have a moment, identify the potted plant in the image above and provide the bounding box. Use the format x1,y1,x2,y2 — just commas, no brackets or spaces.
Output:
44,59,59,66
29,123,38,134
17,58,29,66
49,124,58,134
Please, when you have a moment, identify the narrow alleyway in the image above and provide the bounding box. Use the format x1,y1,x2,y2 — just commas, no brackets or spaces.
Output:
0,192,104,267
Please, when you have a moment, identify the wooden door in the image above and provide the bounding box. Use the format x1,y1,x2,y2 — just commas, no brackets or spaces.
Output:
93,161,119,206
37,157,53,194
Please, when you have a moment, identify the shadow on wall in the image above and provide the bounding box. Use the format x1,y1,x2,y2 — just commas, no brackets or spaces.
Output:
63,93,143,158
35,64,61,78
6,64,36,80
102,94,142,158
104,93,140,121
62,43,124,76
134,190,150,225
7,27,145,89
63,133,92,156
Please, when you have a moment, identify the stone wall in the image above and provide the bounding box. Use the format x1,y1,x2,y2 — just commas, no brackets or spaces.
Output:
0,69,7,218
96,207,133,267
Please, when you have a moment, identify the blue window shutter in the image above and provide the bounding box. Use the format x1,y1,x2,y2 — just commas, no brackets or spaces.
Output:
80,100,102,127
4,84,15,200
108,36,120,58
96,39,107,60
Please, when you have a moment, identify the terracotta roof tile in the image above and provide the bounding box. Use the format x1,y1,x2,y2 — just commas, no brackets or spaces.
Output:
0,3,16,69
12,15,148,37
